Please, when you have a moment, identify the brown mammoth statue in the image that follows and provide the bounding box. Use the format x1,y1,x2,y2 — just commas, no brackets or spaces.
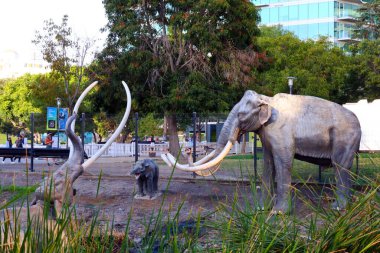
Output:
162,91,361,213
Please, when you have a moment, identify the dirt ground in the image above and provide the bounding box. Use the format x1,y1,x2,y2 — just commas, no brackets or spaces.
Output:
0,156,326,240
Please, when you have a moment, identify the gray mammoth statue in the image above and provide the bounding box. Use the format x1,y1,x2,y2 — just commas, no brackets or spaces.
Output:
32,81,132,217
131,159,159,198
162,91,361,213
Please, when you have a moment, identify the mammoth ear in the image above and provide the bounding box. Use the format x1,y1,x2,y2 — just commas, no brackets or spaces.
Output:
259,103,272,125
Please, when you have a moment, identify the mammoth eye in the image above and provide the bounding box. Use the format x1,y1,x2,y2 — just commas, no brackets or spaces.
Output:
238,112,249,123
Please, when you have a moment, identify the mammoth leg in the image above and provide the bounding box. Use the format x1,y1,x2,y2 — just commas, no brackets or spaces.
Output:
261,148,275,209
153,167,159,192
331,147,355,210
272,147,293,213
137,178,145,196
147,175,154,197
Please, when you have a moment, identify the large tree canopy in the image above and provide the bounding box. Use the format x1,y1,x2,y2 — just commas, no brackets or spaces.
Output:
256,27,353,104
94,0,262,155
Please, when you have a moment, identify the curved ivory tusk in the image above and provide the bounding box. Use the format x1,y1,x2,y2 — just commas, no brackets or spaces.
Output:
163,141,233,172
82,81,131,170
161,153,173,167
165,149,216,167
161,150,220,177
69,81,99,158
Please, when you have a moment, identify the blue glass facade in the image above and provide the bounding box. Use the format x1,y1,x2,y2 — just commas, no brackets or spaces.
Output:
253,0,363,46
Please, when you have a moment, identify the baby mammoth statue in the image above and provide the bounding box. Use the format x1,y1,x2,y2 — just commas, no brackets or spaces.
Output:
130,159,160,199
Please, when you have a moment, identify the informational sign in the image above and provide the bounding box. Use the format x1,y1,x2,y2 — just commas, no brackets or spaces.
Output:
344,99,380,151
46,107,57,130
58,108,69,131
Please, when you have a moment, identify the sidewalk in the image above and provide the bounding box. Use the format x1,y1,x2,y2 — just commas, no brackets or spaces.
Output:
0,156,253,183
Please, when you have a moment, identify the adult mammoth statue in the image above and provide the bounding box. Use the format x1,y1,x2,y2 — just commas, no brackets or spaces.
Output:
162,91,361,213
32,81,132,216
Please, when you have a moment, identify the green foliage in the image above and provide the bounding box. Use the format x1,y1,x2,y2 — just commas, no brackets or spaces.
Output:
33,14,95,113
94,0,261,115
92,111,118,142
0,74,43,128
138,113,163,138
354,0,380,40
349,39,380,101
256,27,352,103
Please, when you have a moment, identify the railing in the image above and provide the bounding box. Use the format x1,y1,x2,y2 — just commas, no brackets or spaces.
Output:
83,141,257,158
0,142,257,158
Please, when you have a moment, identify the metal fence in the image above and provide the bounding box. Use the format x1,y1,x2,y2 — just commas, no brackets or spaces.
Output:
83,141,257,158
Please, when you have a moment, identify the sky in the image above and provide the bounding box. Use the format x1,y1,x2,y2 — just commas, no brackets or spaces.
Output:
0,0,108,61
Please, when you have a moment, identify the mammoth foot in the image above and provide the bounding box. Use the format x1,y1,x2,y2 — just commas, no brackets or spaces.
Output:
134,192,162,200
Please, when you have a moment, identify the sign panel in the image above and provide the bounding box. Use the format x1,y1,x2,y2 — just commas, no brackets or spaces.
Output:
46,107,57,130
52,136,59,148
58,108,69,130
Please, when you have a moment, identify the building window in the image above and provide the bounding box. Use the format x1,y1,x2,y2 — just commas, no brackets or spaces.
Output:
270,7,279,23
299,24,308,40
279,6,289,22
299,4,308,20
289,5,298,21
319,2,329,18
319,22,330,37
309,3,319,19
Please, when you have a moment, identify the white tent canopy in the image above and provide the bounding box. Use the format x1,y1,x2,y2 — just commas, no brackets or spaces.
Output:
344,99,380,151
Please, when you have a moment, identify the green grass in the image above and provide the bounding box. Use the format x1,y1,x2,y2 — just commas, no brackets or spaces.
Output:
220,152,379,185
1,152,379,252
0,185,37,193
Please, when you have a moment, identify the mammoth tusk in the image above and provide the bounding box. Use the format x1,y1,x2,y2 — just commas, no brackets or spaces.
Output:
161,153,173,167
164,149,216,167
82,81,131,170
162,141,233,172
69,81,99,158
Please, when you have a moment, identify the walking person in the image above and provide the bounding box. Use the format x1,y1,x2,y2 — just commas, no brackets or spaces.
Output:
45,133,54,166
14,135,23,163
2,137,14,163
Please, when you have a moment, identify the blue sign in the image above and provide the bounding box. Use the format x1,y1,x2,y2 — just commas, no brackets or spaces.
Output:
58,108,69,130
46,107,57,130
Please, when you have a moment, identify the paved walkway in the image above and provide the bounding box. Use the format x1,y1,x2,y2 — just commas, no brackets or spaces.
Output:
0,156,253,185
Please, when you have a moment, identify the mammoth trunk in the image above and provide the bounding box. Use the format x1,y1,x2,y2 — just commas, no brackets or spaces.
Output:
215,104,241,155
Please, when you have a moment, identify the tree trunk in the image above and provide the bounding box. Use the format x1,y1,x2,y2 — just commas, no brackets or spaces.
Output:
166,113,184,160
163,115,167,138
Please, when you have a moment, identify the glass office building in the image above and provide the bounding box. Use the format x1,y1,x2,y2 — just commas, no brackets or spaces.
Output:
252,0,364,47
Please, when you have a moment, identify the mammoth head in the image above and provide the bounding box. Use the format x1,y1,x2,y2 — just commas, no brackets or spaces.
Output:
160,90,272,176
237,90,272,132
130,160,147,179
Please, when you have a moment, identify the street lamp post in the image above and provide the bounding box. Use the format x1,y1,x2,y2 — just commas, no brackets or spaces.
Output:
56,97,61,149
287,77,296,95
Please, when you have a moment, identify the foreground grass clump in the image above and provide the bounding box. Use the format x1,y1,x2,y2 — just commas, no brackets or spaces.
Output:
1,164,379,252
208,173,380,252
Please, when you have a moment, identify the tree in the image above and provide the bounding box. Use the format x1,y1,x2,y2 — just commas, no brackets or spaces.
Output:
0,74,43,131
96,0,261,156
355,0,380,40
138,113,163,139
349,39,380,101
256,27,353,103
33,15,95,113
